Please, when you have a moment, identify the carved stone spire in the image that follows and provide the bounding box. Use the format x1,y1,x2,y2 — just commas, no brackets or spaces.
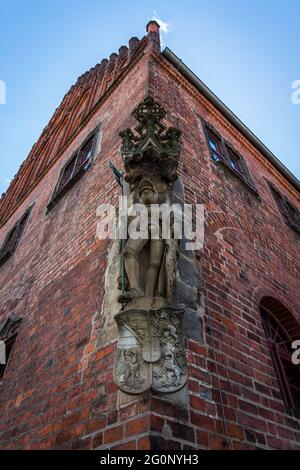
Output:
119,96,181,185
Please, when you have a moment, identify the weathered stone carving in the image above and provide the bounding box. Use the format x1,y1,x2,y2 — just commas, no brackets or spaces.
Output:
120,96,181,185
113,96,187,395
117,178,179,309
0,316,22,342
114,307,187,394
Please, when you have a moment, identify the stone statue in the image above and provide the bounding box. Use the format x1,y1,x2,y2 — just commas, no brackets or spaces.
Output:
119,178,165,302
112,96,187,395
118,177,178,308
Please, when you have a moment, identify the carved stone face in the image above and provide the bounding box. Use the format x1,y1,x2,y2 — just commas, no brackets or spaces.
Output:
138,181,159,205
140,188,156,204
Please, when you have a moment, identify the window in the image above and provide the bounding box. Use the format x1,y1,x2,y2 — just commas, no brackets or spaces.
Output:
285,201,300,230
260,299,300,416
203,121,258,194
226,147,244,174
269,183,300,233
269,184,286,216
0,207,31,266
206,128,224,162
59,155,77,189
48,128,98,210
0,317,21,381
78,135,95,169
225,145,256,188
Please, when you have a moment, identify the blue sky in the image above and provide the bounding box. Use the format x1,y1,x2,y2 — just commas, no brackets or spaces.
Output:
1,0,300,195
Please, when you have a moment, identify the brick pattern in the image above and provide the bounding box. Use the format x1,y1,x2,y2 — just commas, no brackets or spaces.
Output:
0,28,299,450
147,51,300,450
0,40,151,449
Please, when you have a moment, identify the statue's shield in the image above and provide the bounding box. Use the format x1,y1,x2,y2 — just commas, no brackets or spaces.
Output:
114,307,187,395
142,337,161,363
113,310,150,395
150,307,187,393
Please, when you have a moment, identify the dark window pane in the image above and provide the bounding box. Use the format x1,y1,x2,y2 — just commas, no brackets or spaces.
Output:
0,341,14,381
14,212,29,247
0,364,5,380
78,136,94,170
228,152,242,173
269,185,299,231
1,225,18,254
285,202,300,227
0,209,30,261
207,130,223,161
59,155,77,188
270,186,287,216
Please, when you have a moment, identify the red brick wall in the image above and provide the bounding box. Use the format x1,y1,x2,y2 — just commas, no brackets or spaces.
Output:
0,47,152,450
0,35,299,450
146,51,300,450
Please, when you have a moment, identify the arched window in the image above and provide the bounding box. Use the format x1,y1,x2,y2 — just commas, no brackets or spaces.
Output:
260,297,300,416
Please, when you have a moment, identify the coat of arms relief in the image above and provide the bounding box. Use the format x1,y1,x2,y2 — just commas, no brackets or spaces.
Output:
112,96,187,395
114,307,187,394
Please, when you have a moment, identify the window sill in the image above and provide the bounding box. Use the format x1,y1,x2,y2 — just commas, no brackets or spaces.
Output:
212,156,260,199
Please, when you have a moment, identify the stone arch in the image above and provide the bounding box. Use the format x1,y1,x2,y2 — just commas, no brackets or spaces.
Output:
252,286,299,325
259,295,300,341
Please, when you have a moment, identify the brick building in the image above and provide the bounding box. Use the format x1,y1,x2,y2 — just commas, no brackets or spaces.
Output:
0,21,299,450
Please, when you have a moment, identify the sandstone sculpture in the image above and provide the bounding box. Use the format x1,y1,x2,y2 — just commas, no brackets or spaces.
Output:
112,96,187,394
